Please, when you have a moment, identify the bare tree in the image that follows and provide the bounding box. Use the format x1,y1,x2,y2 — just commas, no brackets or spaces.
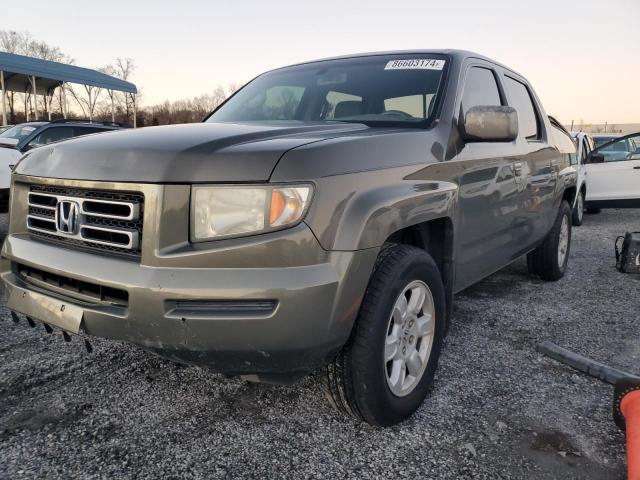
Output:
113,58,136,124
0,31,31,121
1,30,245,127
0,30,74,121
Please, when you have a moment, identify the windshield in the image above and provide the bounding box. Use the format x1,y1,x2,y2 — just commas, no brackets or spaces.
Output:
593,136,619,148
0,124,41,144
208,55,448,127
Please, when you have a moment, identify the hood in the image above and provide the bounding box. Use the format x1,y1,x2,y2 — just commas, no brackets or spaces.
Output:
15,122,370,183
0,147,21,189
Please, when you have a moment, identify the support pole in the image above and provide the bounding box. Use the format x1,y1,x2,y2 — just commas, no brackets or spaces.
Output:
61,84,67,119
47,90,52,121
110,90,115,123
31,76,38,120
132,93,137,128
88,88,92,122
0,70,7,126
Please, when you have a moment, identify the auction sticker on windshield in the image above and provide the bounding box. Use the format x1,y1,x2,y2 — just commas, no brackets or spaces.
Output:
384,59,445,70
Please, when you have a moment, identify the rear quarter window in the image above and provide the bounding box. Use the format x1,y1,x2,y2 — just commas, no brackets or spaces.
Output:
550,124,576,164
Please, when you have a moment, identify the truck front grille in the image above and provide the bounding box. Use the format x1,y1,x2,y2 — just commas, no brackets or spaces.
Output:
26,185,144,258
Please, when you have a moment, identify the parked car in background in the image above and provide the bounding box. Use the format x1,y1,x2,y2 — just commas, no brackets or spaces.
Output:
2,50,577,426
592,133,621,149
0,120,124,211
569,131,595,224
585,132,640,209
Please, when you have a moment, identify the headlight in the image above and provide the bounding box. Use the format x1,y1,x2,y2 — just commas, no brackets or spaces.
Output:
191,184,313,241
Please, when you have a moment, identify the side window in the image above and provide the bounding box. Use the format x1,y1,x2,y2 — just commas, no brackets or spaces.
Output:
324,91,362,119
504,76,540,140
597,133,640,162
569,139,580,165
581,139,589,164
460,67,502,118
497,165,514,182
26,126,75,148
73,127,110,137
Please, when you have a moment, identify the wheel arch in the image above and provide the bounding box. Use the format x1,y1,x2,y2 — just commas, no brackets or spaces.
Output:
563,185,577,207
384,217,455,326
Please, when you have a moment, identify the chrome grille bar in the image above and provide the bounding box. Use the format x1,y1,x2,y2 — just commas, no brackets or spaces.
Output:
27,187,143,254
28,192,140,220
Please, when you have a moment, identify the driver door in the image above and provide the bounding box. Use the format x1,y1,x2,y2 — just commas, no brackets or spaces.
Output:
585,133,640,206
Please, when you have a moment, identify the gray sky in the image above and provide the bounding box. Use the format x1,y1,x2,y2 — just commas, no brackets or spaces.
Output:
1,0,638,124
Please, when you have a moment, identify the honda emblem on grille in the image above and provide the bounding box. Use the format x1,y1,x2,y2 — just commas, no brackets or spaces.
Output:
56,200,80,234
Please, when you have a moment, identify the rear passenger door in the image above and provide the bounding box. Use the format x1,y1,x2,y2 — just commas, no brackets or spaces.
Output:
455,64,525,288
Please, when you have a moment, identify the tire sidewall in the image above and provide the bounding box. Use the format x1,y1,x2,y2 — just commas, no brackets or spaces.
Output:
354,250,446,425
554,201,572,275
572,191,584,226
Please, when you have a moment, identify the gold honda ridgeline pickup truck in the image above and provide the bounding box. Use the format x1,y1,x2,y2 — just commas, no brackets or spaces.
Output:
2,50,577,426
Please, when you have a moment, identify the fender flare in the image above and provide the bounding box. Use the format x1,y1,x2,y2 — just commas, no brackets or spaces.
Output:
327,180,458,251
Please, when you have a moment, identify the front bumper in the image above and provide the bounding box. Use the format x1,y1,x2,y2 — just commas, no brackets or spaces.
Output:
2,234,378,376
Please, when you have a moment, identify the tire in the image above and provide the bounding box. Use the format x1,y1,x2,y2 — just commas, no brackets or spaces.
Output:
527,200,572,281
325,244,447,426
585,207,601,214
571,190,584,226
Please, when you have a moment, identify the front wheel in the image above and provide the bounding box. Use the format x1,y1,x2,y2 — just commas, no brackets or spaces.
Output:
571,190,584,226
527,200,572,281
325,244,446,426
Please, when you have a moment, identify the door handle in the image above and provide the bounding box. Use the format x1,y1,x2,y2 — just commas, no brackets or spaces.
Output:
634,166,640,170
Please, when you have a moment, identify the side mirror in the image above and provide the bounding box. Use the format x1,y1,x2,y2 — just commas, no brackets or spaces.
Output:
0,138,19,147
463,106,518,142
587,153,605,164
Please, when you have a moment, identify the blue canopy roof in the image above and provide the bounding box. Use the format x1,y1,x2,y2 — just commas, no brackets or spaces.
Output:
0,51,137,94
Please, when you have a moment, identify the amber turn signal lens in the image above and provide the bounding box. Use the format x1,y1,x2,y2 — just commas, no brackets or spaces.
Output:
270,190,286,225
269,187,311,228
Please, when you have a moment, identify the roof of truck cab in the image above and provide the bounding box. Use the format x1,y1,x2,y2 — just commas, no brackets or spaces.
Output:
271,49,522,77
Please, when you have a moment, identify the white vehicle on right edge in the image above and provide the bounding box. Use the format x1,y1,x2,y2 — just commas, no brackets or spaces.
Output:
570,131,595,225
584,132,640,210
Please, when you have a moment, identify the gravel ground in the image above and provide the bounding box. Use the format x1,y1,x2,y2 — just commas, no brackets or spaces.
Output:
0,209,638,479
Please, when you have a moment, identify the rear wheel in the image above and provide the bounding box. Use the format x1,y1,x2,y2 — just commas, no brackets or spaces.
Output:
527,200,572,281
325,244,446,426
571,190,584,226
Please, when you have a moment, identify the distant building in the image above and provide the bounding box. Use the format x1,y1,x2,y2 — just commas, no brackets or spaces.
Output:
563,123,640,135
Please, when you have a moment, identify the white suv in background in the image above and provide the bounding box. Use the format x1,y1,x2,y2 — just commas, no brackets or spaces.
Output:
570,131,594,225
0,120,124,211
584,132,640,210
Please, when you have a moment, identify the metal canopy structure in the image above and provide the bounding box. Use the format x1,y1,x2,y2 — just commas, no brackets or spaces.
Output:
0,51,138,127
